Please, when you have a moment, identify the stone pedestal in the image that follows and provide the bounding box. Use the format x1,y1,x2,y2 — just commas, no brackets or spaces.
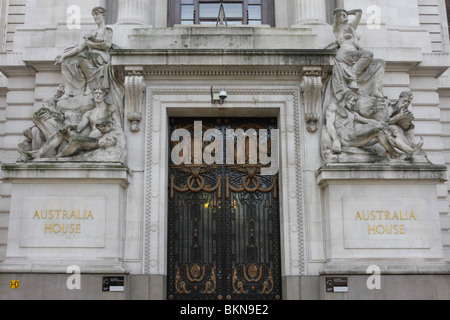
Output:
0,163,130,274
317,163,450,275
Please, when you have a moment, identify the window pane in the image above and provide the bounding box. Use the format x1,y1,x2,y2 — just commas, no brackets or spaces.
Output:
199,3,242,18
248,5,261,20
199,20,242,25
199,3,220,18
181,5,194,19
226,20,243,25
248,0,261,4
223,4,243,18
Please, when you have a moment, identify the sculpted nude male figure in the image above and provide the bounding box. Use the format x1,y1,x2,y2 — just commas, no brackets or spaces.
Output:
325,91,422,160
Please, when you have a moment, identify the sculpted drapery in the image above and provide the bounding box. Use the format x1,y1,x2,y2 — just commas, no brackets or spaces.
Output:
330,9,385,102
56,6,124,117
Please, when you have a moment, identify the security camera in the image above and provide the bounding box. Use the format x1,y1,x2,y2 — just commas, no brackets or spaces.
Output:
211,87,228,105
219,90,228,101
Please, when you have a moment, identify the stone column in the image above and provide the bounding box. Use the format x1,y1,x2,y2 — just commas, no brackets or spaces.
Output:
116,0,151,25
293,0,327,25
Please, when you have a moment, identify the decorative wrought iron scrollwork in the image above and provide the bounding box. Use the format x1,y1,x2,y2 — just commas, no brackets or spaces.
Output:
232,264,274,295
170,165,222,199
225,166,278,199
175,264,217,295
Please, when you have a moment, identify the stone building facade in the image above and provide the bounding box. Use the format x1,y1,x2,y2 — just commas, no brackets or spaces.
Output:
0,0,450,300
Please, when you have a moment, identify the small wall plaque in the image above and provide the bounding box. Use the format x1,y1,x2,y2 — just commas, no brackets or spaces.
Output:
10,281,20,289
326,277,348,293
102,276,125,292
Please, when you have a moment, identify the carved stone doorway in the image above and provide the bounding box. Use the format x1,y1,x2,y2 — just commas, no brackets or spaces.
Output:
167,117,282,301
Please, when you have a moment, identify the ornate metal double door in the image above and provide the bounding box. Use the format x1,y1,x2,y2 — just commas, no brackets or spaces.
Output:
167,117,282,300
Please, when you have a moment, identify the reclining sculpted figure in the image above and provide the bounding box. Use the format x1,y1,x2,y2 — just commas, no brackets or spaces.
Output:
321,91,424,162
29,87,123,160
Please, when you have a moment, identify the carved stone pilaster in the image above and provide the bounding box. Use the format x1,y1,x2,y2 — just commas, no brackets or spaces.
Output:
301,67,323,133
124,71,145,133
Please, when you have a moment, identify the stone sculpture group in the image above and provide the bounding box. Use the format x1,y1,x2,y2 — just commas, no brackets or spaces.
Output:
18,6,126,164
17,6,428,166
321,8,426,163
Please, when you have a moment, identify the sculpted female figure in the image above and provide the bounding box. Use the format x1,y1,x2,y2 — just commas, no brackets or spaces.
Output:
331,9,385,100
55,7,113,100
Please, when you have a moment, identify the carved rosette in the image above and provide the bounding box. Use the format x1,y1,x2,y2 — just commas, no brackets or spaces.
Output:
125,72,145,133
301,68,323,133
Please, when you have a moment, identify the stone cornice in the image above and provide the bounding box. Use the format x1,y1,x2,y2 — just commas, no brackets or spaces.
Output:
1,163,131,188
111,48,336,68
111,48,336,80
316,163,448,188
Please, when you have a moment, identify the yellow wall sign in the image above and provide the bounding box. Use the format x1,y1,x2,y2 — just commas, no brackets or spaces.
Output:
10,281,19,289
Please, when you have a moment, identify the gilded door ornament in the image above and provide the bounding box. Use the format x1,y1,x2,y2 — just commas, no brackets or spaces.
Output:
232,264,274,295
225,166,278,199
170,165,222,199
175,264,217,295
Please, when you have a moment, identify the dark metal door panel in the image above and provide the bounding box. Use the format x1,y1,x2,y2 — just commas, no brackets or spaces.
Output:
167,117,281,301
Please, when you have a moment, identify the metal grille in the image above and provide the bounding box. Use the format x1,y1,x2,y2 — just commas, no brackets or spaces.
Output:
167,117,282,301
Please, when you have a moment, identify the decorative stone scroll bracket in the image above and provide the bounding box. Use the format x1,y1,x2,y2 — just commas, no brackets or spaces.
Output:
124,69,146,133
301,67,324,133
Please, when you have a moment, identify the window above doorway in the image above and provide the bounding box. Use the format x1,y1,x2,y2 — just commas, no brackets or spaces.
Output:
168,0,275,27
